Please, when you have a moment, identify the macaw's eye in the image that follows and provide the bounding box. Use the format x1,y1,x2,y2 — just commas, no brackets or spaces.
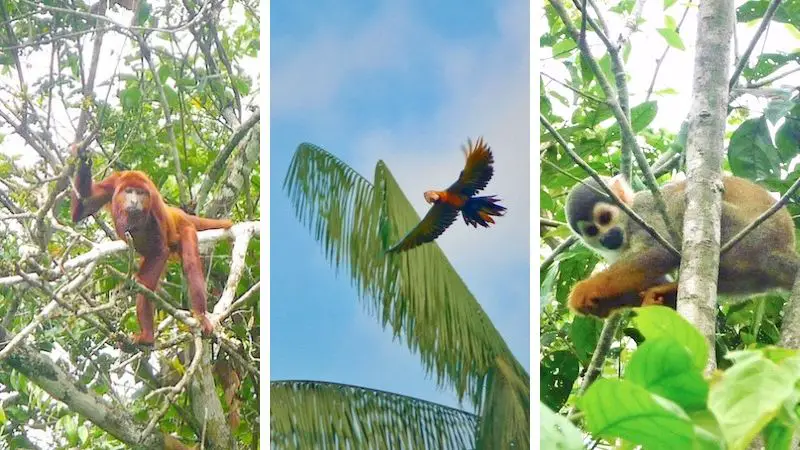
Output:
598,210,612,225
585,225,598,237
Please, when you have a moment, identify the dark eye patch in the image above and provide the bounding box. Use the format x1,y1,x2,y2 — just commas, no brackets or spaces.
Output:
598,210,612,225
585,225,598,237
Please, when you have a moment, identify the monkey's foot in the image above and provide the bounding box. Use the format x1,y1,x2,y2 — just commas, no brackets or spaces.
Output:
132,332,155,346
639,282,679,309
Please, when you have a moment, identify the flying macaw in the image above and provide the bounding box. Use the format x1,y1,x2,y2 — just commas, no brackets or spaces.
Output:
386,137,506,253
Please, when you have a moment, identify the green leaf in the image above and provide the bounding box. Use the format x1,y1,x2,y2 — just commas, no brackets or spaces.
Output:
625,337,709,411
541,351,580,411
632,306,709,370
657,28,686,50
540,403,585,450
664,15,677,29
0,404,6,425
776,105,800,162
570,315,603,365
606,101,659,142
119,87,142,111
271,380,479,450
664,0,677,9
553,39,577,58
728,117,781,181
162,85,180,110
580,379,696,449
284,144,529,447
709,354,798,450
157,65,172,83
764,93,796,125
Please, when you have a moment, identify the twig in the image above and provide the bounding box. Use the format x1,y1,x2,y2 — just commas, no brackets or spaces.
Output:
729,0,783,89
720,175,800,254
541,236,579,271
196,109,261,208
541,218,566,228
141,335,204,439
746,66,800,88
541,72,605,103
550,0,682,244
645,2,693,102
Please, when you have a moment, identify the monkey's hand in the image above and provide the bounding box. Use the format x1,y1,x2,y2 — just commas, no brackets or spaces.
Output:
568,256,674,317
639,282,678,309
568,275,633,318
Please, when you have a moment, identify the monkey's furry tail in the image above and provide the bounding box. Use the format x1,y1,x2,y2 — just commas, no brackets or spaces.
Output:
462,195,506,227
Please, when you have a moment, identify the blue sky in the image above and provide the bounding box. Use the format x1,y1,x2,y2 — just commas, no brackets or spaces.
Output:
270,0,529,410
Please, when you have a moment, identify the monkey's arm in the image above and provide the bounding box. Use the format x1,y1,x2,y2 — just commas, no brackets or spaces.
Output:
71,155,120,223
569,249,678,317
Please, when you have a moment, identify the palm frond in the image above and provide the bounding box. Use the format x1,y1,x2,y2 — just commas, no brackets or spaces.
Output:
270,380,478,449
283,143,530,447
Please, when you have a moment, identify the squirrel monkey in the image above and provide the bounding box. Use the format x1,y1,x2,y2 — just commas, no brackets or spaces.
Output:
565,175,799,318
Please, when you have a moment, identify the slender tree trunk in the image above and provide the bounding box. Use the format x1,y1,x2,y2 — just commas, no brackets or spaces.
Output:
676,0,734,372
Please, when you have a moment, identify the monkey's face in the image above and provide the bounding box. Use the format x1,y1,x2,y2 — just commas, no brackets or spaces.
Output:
122,186,150,213
119,186,151,230
566,176,633,261
573,201,626,254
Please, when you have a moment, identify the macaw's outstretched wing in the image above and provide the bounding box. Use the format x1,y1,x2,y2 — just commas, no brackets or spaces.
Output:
446,137,495,197
386,202,459,253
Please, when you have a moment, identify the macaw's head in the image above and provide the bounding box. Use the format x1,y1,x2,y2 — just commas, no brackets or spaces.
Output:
423,191,440,204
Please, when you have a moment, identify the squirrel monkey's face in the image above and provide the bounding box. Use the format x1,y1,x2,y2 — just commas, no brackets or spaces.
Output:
565,176,634,261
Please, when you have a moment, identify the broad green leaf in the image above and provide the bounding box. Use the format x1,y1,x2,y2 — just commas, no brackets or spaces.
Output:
625,337,709,411
157,65,172,83
664,15,677,29
632,306,709,370
728,117,781,180
741,53,800,81
541,351,580,411
570,315,603,365
606,101,659,142
553,39,577,58
664,0,677,9
657,28,686,50
763,420,793,450
737,1,800,31
776,105,800,162
119,87,142,111
709,354,797,450
764,93,796,125
540,403,585,450
580,378,696,449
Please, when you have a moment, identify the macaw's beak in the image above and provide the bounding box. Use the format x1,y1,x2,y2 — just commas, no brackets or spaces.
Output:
424,191,439,204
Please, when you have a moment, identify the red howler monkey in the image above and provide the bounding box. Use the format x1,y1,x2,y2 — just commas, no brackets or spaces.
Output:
70,146,233,345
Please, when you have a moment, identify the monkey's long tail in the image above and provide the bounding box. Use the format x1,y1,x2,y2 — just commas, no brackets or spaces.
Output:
461,195,506,228
189,216,234,230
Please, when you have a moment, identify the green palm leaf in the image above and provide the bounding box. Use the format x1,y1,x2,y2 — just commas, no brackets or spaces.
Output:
271,380,478,449
282,142,530,447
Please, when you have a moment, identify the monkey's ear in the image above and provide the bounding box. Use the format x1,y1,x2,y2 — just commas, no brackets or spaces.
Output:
608,175,635,205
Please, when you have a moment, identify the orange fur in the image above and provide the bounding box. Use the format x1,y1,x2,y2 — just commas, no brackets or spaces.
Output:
71,154,233,345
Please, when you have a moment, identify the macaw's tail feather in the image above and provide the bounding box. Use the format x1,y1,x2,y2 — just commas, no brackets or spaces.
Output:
188,216,234,231
462,195,506,228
